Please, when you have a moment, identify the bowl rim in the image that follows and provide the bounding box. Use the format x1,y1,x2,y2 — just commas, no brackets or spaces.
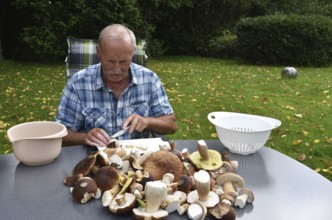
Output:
208,111,281,132
7,121,67,143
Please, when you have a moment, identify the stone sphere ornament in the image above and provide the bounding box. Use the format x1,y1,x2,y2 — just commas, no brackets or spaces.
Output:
281,67,297,79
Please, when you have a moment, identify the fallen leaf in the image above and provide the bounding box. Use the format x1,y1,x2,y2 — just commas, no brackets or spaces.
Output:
314,168,321,173
293,140,302,146
297,153,306,161
211,133,218,138
294,113,303,118
302,130,308,136
313,139,320,144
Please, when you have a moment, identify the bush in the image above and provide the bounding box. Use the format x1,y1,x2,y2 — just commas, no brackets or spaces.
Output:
235,14,332,66
208,30,237,58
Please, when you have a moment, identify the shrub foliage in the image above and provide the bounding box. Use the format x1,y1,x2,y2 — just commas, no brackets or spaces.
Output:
235,14,332,66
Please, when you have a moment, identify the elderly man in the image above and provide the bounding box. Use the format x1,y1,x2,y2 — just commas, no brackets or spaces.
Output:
56,24,177,148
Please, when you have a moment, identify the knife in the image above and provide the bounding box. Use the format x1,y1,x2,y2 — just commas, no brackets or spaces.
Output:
110,126,130,139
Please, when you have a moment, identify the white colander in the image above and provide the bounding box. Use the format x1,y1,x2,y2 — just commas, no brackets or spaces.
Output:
208,112,281,155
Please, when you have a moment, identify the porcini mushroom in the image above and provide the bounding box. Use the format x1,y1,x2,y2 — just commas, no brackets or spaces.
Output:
72,155,96,176
216,172,245,198
209,202,236,220
189,140,223,170
72,177,99,203
234,188,254,208
143,150,185,181
187,170,219,208
132,181,168,219
94,166,119,192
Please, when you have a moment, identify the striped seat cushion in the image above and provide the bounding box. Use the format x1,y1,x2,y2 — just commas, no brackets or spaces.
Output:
65,37,147,78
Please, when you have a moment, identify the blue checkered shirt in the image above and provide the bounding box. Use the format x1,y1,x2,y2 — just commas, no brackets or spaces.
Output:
56,63,174,139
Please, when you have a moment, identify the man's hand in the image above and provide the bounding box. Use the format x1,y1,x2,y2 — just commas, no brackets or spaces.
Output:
123,114,177,135
84,128,110,148
123,114,149,134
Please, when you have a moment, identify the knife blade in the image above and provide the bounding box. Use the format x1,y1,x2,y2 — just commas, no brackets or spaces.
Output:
110,126,129,139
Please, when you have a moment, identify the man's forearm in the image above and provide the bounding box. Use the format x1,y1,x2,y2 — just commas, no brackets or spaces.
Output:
146,114,178,135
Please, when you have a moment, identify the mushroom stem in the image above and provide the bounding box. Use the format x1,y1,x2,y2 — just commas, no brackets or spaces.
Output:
115,194,126,206
223,181,237,196
194,170,210,202
144,181,168,213
197,140,209,160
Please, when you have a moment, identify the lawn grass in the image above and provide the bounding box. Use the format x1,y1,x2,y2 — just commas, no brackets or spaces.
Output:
0,57,331,181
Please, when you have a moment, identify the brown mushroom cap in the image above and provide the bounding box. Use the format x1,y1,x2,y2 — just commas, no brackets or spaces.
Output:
209,202,236,220
143,151,185,181
239,188,255,203
72,155,96,176
94,166,119,192
72,177,98,203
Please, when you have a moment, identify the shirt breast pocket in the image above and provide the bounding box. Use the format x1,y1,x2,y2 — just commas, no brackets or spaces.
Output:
130,101,149,117
82,107,107,131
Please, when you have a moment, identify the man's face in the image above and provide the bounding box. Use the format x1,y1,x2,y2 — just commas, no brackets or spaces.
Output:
97,39,134,83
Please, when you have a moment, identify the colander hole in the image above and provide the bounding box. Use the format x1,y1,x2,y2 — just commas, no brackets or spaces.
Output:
230,127,256,132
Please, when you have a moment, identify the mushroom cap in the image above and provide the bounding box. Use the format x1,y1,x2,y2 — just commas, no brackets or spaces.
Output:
216,172,245,188
109,193,136,214
209,202,236,220
238,188,254,203
177,175,192,194
72,177,98,203
190,150,223,170
187,190,220,208
95,166,119,192
133,207,168,220
143,151,185,181
72,155,96,176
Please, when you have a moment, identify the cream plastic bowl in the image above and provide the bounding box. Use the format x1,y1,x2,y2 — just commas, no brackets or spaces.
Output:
208,112,281,155
7,121,67,165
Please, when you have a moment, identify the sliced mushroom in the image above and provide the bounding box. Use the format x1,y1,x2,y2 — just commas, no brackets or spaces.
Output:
109,193,136,214
160,194,181,213
187,200,207,220
189,140,223,170
101,184,120,207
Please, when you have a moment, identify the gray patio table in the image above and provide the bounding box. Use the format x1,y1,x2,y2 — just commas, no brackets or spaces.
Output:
0,140,331,220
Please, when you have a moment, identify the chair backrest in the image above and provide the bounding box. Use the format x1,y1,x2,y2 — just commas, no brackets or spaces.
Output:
65,37,147,78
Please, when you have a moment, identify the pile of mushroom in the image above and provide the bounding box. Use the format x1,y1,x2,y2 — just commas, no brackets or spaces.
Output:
63,139,254,219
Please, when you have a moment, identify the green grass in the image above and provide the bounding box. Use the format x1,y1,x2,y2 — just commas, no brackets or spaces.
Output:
0,57,331,181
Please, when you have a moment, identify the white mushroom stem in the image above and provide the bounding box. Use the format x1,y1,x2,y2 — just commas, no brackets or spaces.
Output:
197,140,209,160
181,148,190,159
194,170,210,202
187,201,207,220
144,181,168,213
234,194,248,208
223,181,237,195
161,194,181,213
115,194,126,206
177,203,189,215
162,173,175,185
